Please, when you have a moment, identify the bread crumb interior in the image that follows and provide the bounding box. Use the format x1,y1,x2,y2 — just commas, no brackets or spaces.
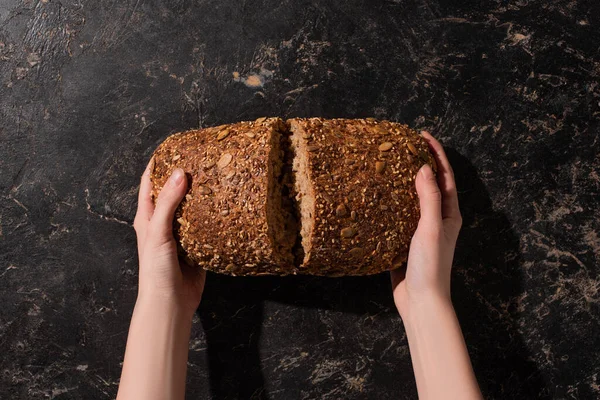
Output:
289,122,315,266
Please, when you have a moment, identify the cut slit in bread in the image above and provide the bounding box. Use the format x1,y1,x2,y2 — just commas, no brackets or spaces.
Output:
288,120,315,267
266,122,298,271
266,120,314,270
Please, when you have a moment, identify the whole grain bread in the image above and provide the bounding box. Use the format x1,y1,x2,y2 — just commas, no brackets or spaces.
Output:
288,118,436,276
150,117,436,276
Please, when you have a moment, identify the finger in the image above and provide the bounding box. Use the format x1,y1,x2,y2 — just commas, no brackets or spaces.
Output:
420,132,461,222
135,156,156,227
149,168,187,236
415,163,442,227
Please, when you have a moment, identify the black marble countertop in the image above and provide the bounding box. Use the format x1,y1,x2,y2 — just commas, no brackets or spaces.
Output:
1,1,599,399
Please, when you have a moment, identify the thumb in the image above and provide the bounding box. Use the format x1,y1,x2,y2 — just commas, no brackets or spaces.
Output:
415,164,442,227
150,168,188,236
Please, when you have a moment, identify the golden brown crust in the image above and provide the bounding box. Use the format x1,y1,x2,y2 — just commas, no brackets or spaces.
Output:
150,117,297,276
150,117,435,277
288,117,436,276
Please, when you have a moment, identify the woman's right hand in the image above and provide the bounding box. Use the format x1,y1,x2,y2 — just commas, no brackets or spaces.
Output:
391,133,482,400
391,131,463,320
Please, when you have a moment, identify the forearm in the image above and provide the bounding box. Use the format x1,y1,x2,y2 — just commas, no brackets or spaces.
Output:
117,296,193,400
401,295,482,400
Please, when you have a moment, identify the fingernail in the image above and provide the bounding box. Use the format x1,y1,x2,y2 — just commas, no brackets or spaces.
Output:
420,164,433,178
170,168,184,187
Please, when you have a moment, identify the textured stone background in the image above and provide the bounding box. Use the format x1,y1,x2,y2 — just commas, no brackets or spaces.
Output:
1,0,599,399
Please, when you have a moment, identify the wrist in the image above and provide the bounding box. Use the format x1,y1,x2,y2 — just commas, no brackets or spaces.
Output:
135,292,195,325
398,290,453,325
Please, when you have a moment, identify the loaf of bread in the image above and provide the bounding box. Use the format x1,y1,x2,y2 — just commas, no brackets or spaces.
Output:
150,117,436,276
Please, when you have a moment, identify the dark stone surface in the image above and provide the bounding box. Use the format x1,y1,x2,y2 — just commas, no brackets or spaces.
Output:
1,0,599,398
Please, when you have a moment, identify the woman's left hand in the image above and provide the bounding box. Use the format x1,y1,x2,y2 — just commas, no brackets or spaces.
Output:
133,158,206,317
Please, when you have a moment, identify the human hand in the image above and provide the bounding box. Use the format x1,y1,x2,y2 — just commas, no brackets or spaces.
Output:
391,132,462,320
133,158,206,317
117,159,204,400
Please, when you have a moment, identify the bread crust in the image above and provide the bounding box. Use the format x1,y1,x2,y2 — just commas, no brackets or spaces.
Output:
288,118,435,276
150,117,297,276
150,117,435,276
